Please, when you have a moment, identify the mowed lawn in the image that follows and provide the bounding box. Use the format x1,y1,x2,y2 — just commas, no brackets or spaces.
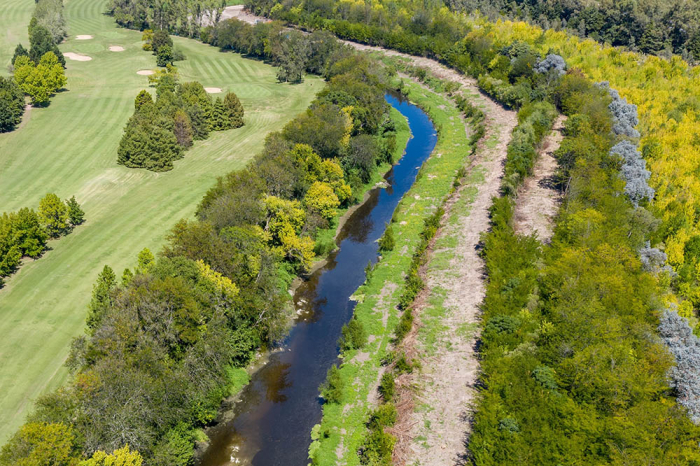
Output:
0,0,319,444
0,0,32,74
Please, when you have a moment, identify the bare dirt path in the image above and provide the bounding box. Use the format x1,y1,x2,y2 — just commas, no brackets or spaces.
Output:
513,114,566,242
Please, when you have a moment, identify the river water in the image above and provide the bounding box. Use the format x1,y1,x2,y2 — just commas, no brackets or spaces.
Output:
199,94,437,466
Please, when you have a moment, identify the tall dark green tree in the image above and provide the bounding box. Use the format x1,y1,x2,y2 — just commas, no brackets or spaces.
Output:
11,44,29,66
0,77,25,133
29,24,65,67
66,196,85,226
223,92,244,128
85,265,117,332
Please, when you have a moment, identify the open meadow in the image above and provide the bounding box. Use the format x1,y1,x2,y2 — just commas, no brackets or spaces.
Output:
0,0,319,443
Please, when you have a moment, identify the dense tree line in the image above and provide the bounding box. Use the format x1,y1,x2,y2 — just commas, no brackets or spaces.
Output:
118,68,244,171
108,0,226,37
448,40,700,463
0,1,67,132
1,27,401,465
0,194,84,288
449,0,700,60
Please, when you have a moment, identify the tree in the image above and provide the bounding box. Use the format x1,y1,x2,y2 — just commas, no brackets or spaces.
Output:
13,52,66,106
0,77,25,132
79,445,143,466
29,24,64,67
11,43,28,66
0,422,75,466
209,98,231,131
151,30,173,54
66,196,85,226
156,45,174,67
38,193,68,237
173,110,193,147
86,265,116,331
134,90,153,110
223,92,244,128
304,181,340,220
639,22,665,54
137,248,155,274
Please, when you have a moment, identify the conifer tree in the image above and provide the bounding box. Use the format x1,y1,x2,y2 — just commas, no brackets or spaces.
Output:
85,265,116,332
11,43,28,66
66,196,85,226
38,193,68,238
224,91,244,128
209,97,231,131
135,90,153,110
173,110,193,147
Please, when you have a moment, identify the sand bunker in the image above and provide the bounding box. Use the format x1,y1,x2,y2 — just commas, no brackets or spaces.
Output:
76,35,93,40
64,52,92,61
109,46,125,52
205,87,222,93
137,70,155,76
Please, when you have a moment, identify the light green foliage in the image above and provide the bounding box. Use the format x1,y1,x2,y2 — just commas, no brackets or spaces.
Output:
79,445,143,466
0,422,75,466
136,247,155,274
13,52,66,106
38,192,67,237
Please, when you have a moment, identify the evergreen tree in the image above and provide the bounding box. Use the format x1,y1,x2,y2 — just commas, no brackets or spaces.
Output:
0,245,22,277
0,77,25,133
117,124,150,167
209,97,231,131
11,44,28,66
144,123,181,171
137,248,155,274
29,24,64,67
135,90,153,110
38,193,68,238
66,196,85,226
223,91,244,128
639,22,665,54
121,268,133,286
85,265,116,332
173,110,193,147
187,103,210,140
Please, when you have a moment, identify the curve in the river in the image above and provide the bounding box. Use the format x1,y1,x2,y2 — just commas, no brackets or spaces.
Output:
199,94,437,466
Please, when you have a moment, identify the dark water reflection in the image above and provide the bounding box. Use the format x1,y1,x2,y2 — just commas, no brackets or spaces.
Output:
198,94,437,466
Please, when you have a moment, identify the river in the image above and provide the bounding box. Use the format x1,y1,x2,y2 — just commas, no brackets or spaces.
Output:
198,94,437,466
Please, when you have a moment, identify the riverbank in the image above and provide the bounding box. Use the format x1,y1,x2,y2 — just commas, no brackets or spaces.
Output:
307,76,479,465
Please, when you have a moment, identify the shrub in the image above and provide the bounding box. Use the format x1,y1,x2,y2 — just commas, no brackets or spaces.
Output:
378,223,395,252
378,372,395,401
321,365,344,404
339,317,367,351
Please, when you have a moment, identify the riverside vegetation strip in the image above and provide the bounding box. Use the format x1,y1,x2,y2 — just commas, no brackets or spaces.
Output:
307,78,480,465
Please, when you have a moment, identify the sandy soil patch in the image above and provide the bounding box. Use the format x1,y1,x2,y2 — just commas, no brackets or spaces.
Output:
513,115,566,243
205,87,222,93
76,35,93,40
109,46,125,52
64,52,92,61
137,70,155,76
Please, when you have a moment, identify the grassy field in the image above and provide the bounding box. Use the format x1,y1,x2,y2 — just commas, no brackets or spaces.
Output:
0,0,32,74
0,0,319,444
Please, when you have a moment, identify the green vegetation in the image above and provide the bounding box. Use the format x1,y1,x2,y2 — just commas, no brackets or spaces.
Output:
307,79,474,466
449,0,700,60
118,68,245,171
2,6,411,462
1,194,83,287
0,0,320,445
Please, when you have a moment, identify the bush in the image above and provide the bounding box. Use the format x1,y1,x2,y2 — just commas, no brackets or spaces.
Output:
378,372,395,401
339,317,367,351
378,223,395,252
321,365,344,403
